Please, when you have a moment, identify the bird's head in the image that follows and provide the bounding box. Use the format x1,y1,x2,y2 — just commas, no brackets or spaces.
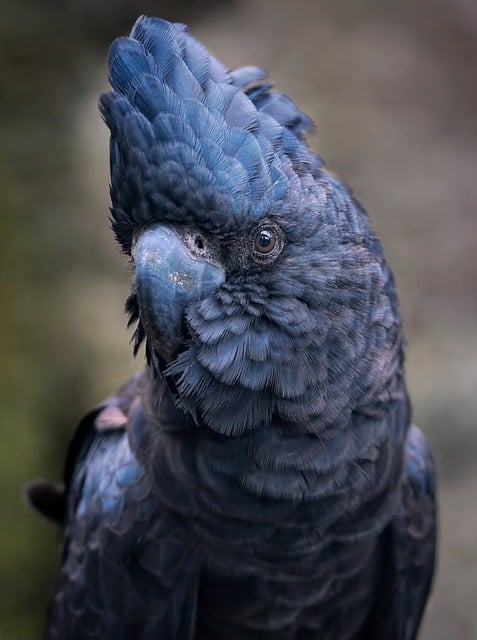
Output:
100,16,403,437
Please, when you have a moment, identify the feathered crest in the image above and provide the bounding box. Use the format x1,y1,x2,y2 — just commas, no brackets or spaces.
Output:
99,16,321,253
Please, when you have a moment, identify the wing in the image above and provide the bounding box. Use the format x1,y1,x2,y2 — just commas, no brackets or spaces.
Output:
362,424,437,640
45,372,201,640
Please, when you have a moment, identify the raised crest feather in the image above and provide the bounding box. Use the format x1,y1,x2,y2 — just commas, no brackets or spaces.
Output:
99,16,321,252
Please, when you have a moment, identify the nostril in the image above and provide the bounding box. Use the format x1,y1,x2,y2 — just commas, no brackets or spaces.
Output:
195,235,205,250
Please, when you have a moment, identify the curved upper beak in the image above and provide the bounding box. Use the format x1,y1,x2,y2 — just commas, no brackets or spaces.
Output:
133,224,225,362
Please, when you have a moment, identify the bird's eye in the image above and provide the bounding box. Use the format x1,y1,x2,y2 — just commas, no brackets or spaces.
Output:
251,223,284,263
255,229,276,254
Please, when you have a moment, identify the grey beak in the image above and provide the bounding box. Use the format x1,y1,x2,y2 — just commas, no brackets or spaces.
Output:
133,224,225,361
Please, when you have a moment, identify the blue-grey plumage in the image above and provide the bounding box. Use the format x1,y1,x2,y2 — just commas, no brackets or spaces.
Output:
31,15,437,640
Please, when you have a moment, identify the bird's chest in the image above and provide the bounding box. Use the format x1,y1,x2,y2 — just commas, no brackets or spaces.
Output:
136,419,389,638
193,530,379,640
148,437,380,639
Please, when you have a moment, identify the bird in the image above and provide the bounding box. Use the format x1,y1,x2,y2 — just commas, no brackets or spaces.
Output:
28,15,437,640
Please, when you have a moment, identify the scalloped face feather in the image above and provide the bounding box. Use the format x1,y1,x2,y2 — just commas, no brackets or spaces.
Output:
99,16,322,253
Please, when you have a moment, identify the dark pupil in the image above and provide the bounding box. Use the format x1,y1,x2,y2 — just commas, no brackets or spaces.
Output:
257,230,274,252
259,232,271,247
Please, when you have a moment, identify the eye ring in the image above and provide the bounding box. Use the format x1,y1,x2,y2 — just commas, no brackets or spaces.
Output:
251,223,285,263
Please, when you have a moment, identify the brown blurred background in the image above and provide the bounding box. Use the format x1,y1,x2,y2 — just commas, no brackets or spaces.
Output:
1,0,476,638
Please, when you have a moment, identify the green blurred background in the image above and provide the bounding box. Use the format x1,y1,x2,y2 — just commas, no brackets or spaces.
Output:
1,0,476,638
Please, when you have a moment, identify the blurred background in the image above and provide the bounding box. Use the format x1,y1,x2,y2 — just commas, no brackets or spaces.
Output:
1,0,476,637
